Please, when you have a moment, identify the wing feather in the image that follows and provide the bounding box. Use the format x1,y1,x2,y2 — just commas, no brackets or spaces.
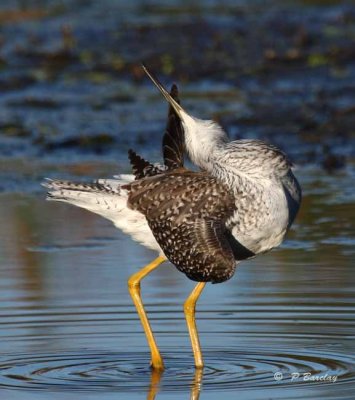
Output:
126,170,237,283
163,84,185,169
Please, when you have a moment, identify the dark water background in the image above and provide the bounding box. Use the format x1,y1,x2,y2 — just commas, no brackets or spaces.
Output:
0,0,354,399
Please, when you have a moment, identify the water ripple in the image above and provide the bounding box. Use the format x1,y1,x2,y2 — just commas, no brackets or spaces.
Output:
0,347,353,393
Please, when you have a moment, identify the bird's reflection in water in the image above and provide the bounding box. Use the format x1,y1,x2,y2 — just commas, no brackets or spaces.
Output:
147,368,162,400
147,367,203,400
190,368,203,400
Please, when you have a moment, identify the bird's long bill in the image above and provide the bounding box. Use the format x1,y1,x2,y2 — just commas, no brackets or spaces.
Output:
142,64,185,118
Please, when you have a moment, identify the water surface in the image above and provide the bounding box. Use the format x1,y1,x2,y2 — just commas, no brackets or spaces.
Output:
0,169,354,399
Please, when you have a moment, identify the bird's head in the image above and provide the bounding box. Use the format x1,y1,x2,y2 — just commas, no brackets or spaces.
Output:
142,65,228,168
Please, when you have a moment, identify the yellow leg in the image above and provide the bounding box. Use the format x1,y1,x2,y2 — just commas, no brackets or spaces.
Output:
184,282,206,369
128,256,166,370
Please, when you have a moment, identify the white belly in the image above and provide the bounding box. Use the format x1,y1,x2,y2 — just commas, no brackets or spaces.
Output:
228,184,289,255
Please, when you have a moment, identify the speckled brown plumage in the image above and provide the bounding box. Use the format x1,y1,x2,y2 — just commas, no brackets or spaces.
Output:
124,84,254,283
124,169,239,283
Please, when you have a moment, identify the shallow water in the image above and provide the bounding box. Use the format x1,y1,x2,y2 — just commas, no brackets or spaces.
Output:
0,169,354,399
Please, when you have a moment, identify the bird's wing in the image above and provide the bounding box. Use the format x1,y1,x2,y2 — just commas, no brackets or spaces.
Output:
128,83,183,179
128,149,166,180
125,170,237,283
163,84,185,169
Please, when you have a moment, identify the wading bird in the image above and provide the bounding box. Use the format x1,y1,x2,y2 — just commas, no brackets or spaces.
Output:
43,66,301,370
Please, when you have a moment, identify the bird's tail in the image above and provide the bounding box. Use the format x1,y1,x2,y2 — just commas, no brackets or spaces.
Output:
42,175,160,251
42,176,133,223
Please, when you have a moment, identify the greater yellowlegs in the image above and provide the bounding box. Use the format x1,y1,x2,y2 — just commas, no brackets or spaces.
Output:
44,66,301,370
